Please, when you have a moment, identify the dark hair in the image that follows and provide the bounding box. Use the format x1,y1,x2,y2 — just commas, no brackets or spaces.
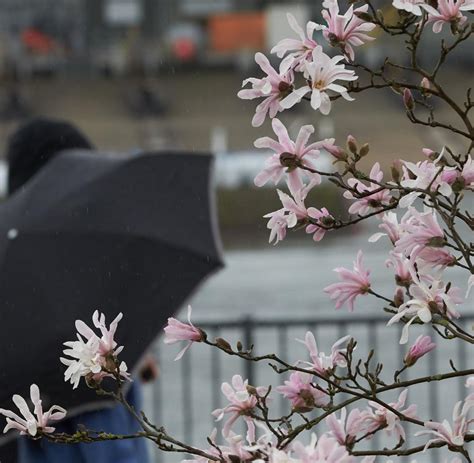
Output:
6,117,94,195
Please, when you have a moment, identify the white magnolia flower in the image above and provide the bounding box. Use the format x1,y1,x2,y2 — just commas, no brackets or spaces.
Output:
392,0,426,16
399,149,454,207
0,384,66,436
61,311,130,388
387,274,463,344
280,46,357,115
271,13,322,73
416,400,474,449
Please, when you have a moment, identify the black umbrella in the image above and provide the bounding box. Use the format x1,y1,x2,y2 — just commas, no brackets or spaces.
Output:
0,150,223,420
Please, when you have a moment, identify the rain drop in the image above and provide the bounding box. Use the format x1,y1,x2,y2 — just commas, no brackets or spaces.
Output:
7,229,18,240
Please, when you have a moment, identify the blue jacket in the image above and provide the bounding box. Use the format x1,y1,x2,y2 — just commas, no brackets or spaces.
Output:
18,383,149,463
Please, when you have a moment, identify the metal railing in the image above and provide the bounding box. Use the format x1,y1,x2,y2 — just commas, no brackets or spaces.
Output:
147,314,474,463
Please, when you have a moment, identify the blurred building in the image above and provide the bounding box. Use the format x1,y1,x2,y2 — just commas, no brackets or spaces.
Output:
0,0,468,78
0,0,316,77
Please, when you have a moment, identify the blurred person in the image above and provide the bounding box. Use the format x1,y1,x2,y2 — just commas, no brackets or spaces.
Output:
2,117,156,463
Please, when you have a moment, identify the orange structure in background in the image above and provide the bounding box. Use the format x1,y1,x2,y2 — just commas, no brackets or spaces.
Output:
21,28,57,54
209,12,265,53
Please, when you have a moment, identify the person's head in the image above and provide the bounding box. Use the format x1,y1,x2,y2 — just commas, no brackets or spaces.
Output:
6,117,94,195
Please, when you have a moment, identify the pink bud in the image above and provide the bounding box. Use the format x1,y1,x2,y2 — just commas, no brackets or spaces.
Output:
422,148,437,159
403,88,414,111
421,77,430,91
404,335,436,366
346,135,358,154
324,143,347,161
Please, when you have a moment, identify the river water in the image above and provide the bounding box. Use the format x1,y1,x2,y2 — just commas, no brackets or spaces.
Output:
144,227,473,463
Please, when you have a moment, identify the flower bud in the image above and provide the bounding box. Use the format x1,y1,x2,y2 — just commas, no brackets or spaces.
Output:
393,288,404,307
215,337,232,351
347,135,358,154
246,385,258,396
325,144,348,162
403,88,415,111
420,77,431,96
404,335,436,367
359,143,370,157
391,160,403,183
422,148,438,160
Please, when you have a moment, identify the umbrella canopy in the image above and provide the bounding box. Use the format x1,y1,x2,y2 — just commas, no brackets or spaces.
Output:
0,150,223,420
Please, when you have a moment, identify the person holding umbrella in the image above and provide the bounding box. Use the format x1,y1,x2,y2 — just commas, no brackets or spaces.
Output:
0,117,222,462
2,118,154,463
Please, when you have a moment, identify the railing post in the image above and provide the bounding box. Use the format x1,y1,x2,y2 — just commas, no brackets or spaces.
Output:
243,316,255,385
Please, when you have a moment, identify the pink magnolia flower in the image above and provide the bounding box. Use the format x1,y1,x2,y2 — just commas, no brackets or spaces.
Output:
422,0,474,33
369,211,409,244
404,335,436,366
388,274,463,344
326,407,367,445
416,246,456,270
300,332,351,375
253,118,332,192
416,400,474,449
324,250,371,311
280,46,357,115
386,252,413,287
400,155,454,207
442,155,474,191
212,375,267,442
394,208,446,260
264,180,318,245
75,310,124,356
364,389,417,441
322,1,376,61
264,208,296,245
392,0,426,15
276,371,329,411
306,207,333,242
293,433,353,463
271,13,321,73
164,305,204,360
61,311,130,388
238,53,294,127
343,163,392,215
0,384,66,436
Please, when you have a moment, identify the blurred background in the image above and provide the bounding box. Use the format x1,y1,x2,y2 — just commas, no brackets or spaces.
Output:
0,1,471,462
